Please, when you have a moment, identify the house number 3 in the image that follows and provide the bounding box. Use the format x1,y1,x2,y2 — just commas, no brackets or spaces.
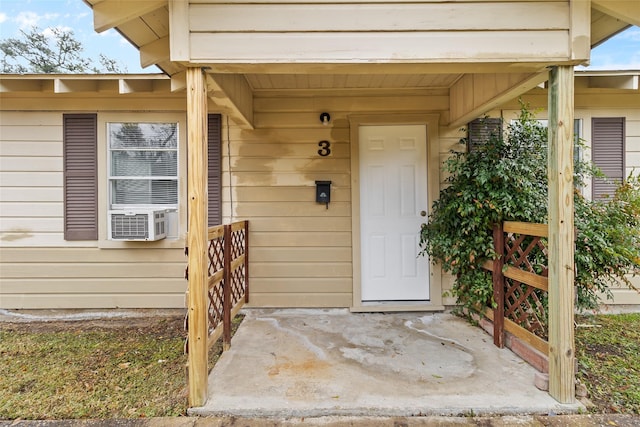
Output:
318,140,331,157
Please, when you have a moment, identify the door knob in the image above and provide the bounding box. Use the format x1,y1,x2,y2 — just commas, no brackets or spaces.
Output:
420,210,427,217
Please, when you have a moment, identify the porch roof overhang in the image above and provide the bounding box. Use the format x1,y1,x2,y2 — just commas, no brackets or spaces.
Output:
3,70,637,95
82,0,639,129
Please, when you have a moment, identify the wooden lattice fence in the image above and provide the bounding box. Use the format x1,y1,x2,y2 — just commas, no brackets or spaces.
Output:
185,220,249,358
482,221,550,355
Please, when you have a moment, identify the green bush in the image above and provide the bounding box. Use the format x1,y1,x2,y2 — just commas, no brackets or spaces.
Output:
419,104,640,315
575,174,640,309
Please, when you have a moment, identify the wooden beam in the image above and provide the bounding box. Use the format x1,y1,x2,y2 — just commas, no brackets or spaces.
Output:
448,72,548,128
93,0,166,33
140,36,170,68
206,74,254,129
168,0,190,61
186,67,209,408
171,71,187,92
570,0,590,62
547,65,576,404
592,0,640,27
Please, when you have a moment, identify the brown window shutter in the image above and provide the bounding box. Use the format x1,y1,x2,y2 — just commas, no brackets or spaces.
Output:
467,118,502,152
208,114,223,226
592,117,625,200
63,114,98,240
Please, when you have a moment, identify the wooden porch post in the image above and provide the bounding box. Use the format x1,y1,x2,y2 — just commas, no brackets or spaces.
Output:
492,223,505,348
547,65,576,404
186,67,209,407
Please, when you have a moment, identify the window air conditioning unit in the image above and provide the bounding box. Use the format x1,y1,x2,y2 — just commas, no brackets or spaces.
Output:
108,210,167,241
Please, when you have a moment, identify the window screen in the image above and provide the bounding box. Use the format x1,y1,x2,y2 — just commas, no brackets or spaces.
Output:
108,123,178,208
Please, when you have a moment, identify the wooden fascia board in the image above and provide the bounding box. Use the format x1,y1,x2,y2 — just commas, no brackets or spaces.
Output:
592,0,640,27
93,0,166,33
168,0,189,62
140,36,170,68
448,72,549,128
570,0,590,62
206,74,254,129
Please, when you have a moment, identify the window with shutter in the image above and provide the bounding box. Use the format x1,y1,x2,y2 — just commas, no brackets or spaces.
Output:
63,114,98,241
208,114,223,226
107,123,179,208
592,117,625,200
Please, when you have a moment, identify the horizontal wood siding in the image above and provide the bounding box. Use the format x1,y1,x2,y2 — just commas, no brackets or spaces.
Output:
0,106,187,309
191,32,569,63
190,3,568,32
0,112,72,248
186,1,572,64
226,92,449,307
1,91,451,309
0,247,186,308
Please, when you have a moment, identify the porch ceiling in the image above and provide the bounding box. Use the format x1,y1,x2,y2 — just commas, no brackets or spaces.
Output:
243,73,462,91
82,0,639,128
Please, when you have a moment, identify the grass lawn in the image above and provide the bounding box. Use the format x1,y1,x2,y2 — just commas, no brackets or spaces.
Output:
575,312,640,414
0,312,638,419
0,314,243,420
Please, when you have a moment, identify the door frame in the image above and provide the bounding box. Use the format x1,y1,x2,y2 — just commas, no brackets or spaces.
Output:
349,113,443,312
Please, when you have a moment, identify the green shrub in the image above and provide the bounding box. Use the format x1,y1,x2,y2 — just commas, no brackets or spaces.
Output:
575,174,640,309
420,104,640,315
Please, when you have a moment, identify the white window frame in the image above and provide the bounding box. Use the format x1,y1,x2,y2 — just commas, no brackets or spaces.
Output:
107,122,179,211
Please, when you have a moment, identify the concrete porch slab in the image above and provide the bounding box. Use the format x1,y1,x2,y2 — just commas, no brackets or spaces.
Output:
189,309,582,418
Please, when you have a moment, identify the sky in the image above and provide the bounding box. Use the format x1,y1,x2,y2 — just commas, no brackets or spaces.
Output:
0,0,639,73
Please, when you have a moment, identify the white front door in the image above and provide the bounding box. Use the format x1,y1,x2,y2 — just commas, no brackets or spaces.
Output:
359,125,430,301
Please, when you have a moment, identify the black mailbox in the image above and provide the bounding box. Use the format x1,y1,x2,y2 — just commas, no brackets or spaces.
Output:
315,180,331,208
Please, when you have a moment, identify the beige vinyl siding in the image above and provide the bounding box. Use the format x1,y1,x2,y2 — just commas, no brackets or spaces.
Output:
0,112,73,247
0,94,189,309
184,1,581,65
627,116,640,178
1,246,184,308
4,75,633,309
223,91,449,307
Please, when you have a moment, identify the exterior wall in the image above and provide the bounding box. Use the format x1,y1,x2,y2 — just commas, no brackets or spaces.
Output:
0,93,190,309
0,88,455,309
3,76,634,309
177,1,588,66
224,90,454,307
496,85,640,306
